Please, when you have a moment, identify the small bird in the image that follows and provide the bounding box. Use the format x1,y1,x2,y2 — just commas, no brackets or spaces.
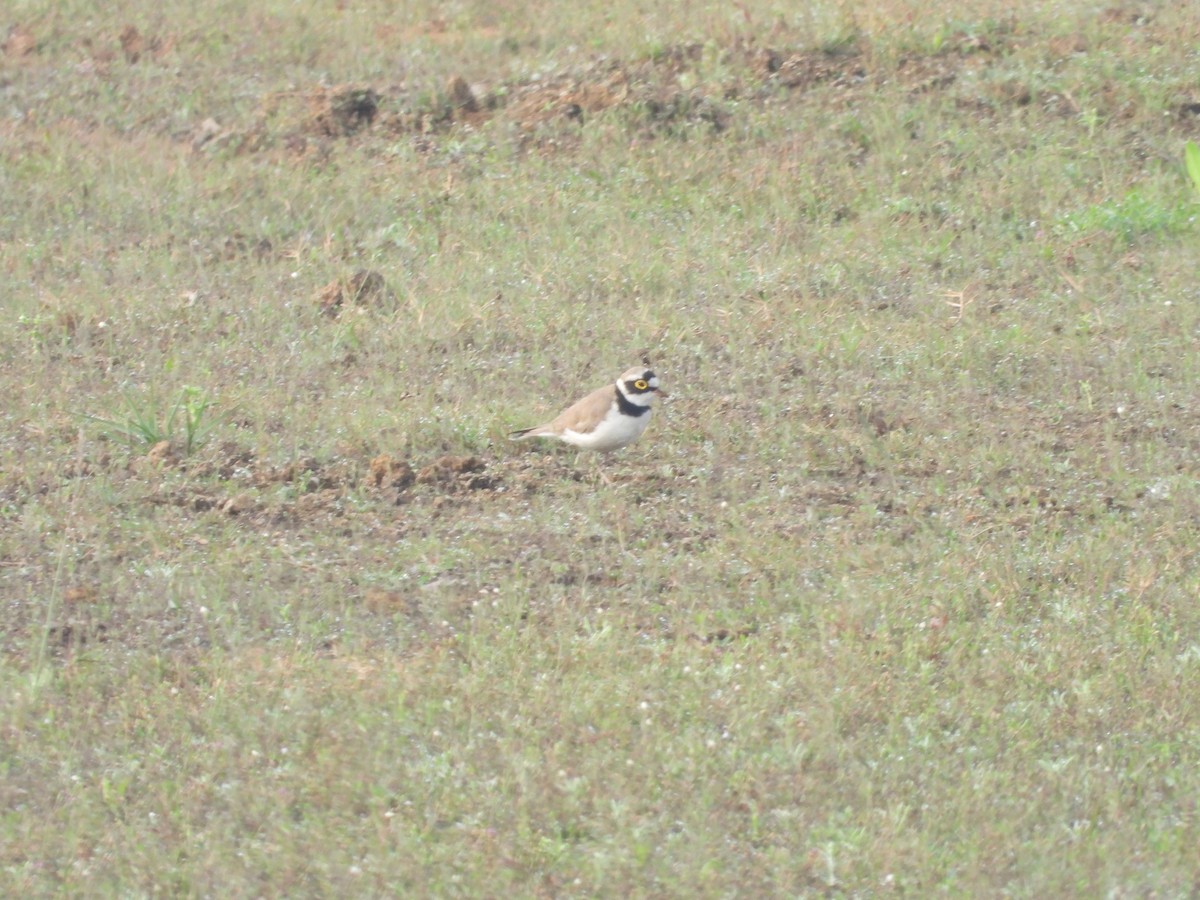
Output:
510,366,667,452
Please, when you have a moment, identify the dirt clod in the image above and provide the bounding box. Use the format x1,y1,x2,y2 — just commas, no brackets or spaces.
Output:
369,455,416,489
222,492,255,516
416,455,492,491
146,440,178,466
318,270,394,316
119,25,144,62
4,25,36,58
64,585,101,605
447,75,479,112
417,455,485,479
364,589,420,617
309,85,380,137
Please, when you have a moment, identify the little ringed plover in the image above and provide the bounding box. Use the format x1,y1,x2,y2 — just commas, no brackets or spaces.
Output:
510,366,666,452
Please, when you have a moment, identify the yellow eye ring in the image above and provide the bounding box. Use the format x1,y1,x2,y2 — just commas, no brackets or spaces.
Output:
634,380,649,390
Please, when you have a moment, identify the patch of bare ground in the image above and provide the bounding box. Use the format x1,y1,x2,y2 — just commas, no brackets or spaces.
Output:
3,24,38,59
123,444,505,525
317,269,395,317
68,23,177,75
116,25,174,64
131,15,1187,166
204,41,872,155
0,437,507,536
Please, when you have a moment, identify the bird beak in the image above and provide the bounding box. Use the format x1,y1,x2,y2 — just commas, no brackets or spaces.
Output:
655,387,669,398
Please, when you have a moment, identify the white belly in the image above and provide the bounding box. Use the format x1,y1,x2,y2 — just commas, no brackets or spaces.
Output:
562,406,652,451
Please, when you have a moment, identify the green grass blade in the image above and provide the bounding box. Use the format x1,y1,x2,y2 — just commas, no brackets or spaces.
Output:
1186,141,1200,194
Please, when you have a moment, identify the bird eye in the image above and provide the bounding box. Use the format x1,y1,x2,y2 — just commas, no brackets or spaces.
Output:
634,379,649,390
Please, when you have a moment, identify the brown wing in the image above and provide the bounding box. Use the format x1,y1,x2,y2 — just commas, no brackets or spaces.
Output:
548,384,616,434
514,384,614,437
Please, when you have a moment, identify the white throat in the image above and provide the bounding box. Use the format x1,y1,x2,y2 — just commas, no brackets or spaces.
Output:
617,382,654,407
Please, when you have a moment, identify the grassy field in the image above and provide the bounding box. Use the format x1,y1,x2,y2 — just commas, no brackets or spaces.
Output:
4,0,1200,894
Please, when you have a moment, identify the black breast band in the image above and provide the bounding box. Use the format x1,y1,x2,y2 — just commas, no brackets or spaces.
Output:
614,386,651,417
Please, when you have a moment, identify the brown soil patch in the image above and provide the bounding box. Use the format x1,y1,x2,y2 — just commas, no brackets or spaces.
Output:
63,585,101,606
307,85,380,137
3,24,37,59
505,65,633,129
318,270,394,317
265,44,864,150
446,75,479,113
210,27,1078,159
368,455,416,490
105,442,509,533
363,589,418,615
416,455,492,491
112,25,174,64
765,48,868,91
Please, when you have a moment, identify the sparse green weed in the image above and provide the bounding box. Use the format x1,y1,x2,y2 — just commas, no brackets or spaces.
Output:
1059,189,1195,243
83,386,215,456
